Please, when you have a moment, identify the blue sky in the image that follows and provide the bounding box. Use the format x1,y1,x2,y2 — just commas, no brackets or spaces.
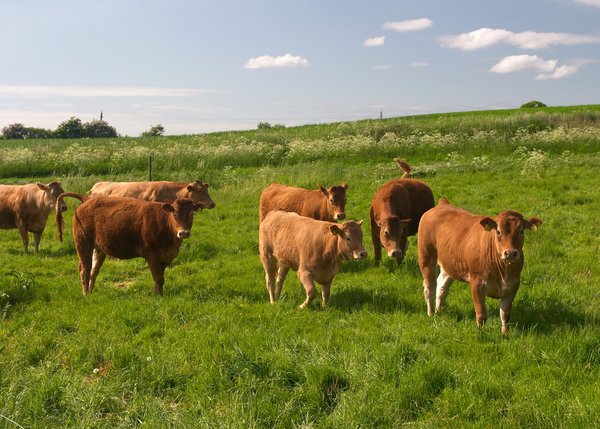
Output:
1,0,599,136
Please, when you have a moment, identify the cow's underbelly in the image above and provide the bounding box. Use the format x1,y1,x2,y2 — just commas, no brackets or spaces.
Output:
439,261,470,283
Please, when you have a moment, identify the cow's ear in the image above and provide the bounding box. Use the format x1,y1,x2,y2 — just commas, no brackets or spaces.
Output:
193,202,206,212
342,181,348,190
401,218,412,228
162,204,175,213
318,184,328,196
329,224,342,236
374,214,382,227
356,219,363,227
480,217,497,231
525,217,542,230
37,182,48,191
204,182,209,188
187,185,194,192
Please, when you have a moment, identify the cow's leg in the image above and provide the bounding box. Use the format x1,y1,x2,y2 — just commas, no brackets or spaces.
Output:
470,281,488,329
435,268,454,312
371,221,382,265
298,269,317,309
321,281,332,307
263,257,278,304
147,260,166,295
418,242,438,315
276,264,290,299
16,222,29,254
500,285,519,335
33,232,42,253
89,249,107,292
75,245,93,296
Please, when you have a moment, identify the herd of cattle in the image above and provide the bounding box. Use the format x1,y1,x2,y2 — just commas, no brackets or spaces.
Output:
0,159,541,334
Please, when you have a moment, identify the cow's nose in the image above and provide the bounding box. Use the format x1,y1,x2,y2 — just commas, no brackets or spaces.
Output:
336,213,346,220
503,249,519,259
177,230,191,239
390,249,402,258
355,250,367,260
209,202,216,208
60,205,68,212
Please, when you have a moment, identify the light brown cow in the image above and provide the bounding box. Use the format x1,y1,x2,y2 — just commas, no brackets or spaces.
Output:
259,211,367,308
370,159,434,266
0,181,67,254
418,198,542,334
89,180,216,208
259,182,348,223
56,193,205,296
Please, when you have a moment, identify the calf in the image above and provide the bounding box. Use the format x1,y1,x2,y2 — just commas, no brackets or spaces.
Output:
370,159,434,266
259,182,348,223
259,211,367,308
56,193,205,295
0,181,67,254
90,180,216,208
418,198,542,334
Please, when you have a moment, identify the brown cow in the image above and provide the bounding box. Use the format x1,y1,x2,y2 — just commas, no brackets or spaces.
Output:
56,193,205,296
89,180,216,208
418,198,542,334
370,159,434,266
0,181,67,254
259,211,367,308
259,182,348,223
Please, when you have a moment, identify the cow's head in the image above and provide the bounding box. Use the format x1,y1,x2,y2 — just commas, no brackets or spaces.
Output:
375,214,412,266
163,198,206,239
480,211,542,264
319,182,348,221
38,181,67,212
187,180,216,209
330,219,367,261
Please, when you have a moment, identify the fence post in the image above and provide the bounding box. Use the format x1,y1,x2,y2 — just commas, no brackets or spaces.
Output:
148,157,152,181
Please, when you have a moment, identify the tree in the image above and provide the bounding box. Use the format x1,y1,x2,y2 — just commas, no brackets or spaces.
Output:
84,119,118,138
27,127,55,139
257,122,272,130
55,117,85,138
520,101,547,108
1,123,28,139
141,124,165,137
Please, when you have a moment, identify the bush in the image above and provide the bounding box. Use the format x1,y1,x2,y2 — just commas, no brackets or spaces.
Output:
521,101,547,108
141,124,165,137
84,119,118,138
1,123,28,139
257,122,272,130
55,117,85,139
27,127,55,139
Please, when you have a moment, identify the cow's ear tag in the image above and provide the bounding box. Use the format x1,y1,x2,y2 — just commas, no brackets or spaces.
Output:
483,224,491,231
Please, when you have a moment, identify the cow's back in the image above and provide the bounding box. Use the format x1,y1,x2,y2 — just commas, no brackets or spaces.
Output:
0,184,45,229
90,181,180,202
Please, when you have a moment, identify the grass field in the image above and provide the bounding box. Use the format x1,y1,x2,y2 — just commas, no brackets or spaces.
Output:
0,107,599,428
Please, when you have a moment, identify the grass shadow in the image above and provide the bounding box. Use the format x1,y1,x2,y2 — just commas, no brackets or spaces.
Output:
328,285,423,314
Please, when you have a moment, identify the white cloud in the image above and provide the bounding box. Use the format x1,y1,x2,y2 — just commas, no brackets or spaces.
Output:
0,85,220,98
383,19,433,32
373,65,397,70
363,36,385,46
409,62,428,67
535,65,579,80
572,0,600,6
244,53,309,69
490,55,557,73
439,28,600,50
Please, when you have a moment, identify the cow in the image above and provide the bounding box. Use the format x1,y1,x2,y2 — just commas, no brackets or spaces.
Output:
89,180,216,208
259,210,367,308
418,198,542,334
370,159,434,266
0,181,67,254
259,182,348,223
55,193,205,296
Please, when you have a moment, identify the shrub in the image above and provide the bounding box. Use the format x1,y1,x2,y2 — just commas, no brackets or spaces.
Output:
257,122,272,130
55,117,85,139
1,123,28,139
521,101,547,108
141,124,165,137
27,127,55,139
84,119,118,138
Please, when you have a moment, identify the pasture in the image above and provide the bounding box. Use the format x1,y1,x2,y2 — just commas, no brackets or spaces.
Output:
0,107,599,428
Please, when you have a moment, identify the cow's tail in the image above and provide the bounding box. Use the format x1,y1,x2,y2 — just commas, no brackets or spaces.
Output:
55,193,89,243
394,158,412,179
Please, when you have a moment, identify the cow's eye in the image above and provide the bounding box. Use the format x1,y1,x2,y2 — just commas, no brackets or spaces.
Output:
330,198,334,203
344,198,347,202
497,231,501,240
384,230,389,236
345,236,351,242
520,229,524,235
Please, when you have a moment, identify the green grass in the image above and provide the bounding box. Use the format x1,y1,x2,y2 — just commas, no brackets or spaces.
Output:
0,107,599,427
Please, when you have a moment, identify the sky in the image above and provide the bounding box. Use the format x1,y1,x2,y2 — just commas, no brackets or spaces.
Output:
1,0,599,136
